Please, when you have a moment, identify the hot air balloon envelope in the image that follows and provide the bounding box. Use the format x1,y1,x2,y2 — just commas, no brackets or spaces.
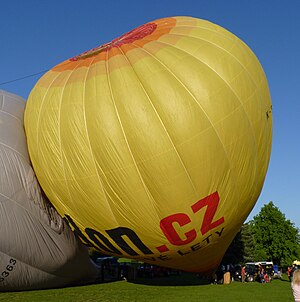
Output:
24,16,272,273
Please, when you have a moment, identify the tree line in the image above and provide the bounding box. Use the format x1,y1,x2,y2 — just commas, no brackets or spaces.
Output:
223,201,300,266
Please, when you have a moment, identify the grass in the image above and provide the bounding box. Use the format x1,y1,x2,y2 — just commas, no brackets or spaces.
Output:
0,273,294,302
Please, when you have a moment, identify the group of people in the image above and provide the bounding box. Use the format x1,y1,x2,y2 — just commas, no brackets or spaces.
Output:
258,264,271,284
259,269,270,283
240,264,271,283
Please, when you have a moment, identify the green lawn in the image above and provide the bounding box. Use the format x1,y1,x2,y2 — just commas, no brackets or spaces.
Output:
0,274,294,302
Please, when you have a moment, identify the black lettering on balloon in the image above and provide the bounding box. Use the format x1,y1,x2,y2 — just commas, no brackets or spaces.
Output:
85,228,122,255
106,227,154,256
177,249,191,256
202,234,212,244
157,254,171,261
191,242,202,251
63,214,94,247
215,227,224,237
0,258,16,283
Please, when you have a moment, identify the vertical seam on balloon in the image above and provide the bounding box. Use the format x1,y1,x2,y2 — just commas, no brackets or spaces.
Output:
55,61,83,216
30,71,67,213
104,50,139,226
116,45,164,224
34,72,62,157
104,49,137,208
81,54,119,225
242,78,270,219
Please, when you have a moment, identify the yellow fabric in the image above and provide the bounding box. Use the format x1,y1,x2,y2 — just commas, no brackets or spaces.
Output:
24,16,272,273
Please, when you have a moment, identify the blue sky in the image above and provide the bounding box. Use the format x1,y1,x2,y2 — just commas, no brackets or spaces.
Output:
1,0,299,229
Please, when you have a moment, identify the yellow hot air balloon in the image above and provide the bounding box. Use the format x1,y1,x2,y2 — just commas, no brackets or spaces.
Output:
24,16,272,273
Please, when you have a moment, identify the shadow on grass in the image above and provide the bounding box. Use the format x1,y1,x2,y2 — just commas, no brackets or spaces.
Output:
92,273,292,287
128,272,212,286
276,278,290,282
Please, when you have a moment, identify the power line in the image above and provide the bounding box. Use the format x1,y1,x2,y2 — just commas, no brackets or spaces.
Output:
0,70,49,86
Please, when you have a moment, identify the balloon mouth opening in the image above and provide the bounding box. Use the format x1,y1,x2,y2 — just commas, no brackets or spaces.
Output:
70,22,157,61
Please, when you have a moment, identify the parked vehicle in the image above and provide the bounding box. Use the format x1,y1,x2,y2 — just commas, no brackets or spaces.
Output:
245,261,274,282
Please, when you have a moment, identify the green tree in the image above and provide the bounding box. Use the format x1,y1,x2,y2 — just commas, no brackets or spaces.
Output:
251,201,300,265
240,223,256,263
222,223,258,264
222,229,244,264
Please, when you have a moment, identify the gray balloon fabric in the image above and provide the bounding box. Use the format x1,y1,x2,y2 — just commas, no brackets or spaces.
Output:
0,90,98,291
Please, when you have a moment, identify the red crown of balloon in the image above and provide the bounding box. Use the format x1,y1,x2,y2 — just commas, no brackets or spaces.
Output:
70,23,157,61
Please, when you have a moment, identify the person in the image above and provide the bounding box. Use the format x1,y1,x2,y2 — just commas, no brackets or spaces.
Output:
289,267,293,282
260,268,265,283
264,272,269,283
223,264,231,284
291,269,300,302
241,265,246,283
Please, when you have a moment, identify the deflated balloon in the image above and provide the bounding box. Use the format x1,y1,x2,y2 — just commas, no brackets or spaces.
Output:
24,16,272,273
0,90,97,291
